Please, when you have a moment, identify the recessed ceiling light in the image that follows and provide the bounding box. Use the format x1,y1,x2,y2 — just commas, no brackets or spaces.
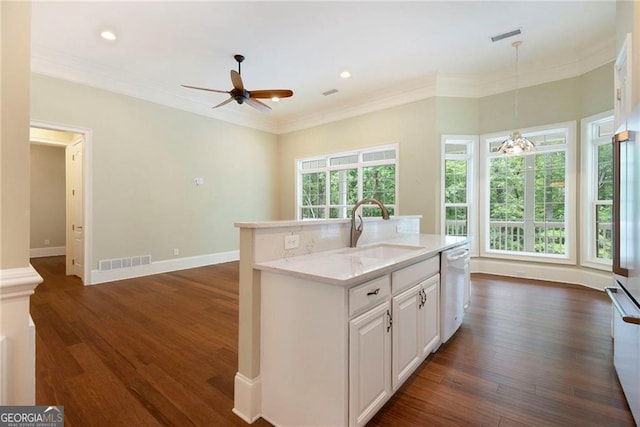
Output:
271,97,280,102
340,70,351,79
100,30,117,41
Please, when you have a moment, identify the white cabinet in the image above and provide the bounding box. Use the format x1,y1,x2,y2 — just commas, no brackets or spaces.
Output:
260,252,454,427
392,283,422,390
391,274,440,390
420,275,440,357
349,301,392,427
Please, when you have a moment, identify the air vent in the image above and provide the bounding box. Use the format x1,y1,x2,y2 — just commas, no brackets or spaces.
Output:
490,28,522,43
322,89,339,96
99,255,151,271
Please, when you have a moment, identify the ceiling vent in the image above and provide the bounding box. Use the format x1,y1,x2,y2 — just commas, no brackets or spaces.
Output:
490,28,522,43
322,89,339,96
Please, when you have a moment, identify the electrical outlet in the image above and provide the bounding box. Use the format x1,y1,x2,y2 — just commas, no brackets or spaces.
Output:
173,248,179,256
284,234,299,250
44,239,50,245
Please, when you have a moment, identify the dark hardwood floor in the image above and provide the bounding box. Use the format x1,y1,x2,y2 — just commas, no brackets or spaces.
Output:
30,256,635,426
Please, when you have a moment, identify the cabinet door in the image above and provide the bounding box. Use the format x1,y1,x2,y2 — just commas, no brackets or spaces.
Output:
349,301,391,427
420,275,440,357
391,283,422,391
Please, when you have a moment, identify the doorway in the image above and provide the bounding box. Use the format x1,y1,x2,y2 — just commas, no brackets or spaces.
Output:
30,121,92,285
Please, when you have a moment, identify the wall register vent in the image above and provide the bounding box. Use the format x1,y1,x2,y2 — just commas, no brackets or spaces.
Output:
99,255,151,271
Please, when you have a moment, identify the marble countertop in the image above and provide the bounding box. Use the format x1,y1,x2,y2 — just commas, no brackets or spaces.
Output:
254,234,470,286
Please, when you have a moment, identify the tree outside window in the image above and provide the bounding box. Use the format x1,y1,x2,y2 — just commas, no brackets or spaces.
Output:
581,112,614,268
482,123,576,263
298,145,398,219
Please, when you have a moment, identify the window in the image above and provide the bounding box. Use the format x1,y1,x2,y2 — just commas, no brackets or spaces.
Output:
581,112,614,269
297,145,398,219
441,135,478,255
480,122,576,263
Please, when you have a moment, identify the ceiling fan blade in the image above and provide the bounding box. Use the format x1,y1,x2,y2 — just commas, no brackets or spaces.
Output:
230,70,244,91
249,89,294,99
181,84,229,94
212,97,234,109
245,98,271,113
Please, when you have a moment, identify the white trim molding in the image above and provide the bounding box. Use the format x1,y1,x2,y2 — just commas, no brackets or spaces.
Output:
471,258,612,291
232,373,262,424
0,265,43,300
90,250,239,285
30,246,66,258
30,119,93,286
0,265,42,405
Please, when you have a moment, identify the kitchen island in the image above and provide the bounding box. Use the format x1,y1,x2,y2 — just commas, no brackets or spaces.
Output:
232,217,469,426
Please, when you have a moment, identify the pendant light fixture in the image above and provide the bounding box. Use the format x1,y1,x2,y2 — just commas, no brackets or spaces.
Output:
497,40,535,155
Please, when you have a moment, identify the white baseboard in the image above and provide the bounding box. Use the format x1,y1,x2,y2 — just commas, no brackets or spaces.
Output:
29,246,65,258
232,373,262,424
471,258,612,290
90,250,239,285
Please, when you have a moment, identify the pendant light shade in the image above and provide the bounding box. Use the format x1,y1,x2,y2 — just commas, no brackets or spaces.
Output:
497,40,535,156
497,131,535,155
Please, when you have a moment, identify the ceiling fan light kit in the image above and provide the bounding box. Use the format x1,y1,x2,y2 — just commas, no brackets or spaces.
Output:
497,40,535,156
181,54,293,113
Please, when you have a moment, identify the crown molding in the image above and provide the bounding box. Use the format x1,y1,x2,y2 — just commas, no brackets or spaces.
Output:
31,44,278,134
31,36,615,136
276,74,438,134
436,36,616,98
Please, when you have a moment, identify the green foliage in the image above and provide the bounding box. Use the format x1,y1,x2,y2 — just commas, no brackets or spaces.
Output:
487,151,568,254
301,164,396,219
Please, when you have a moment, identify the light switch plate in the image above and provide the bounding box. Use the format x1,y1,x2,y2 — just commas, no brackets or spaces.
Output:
284,234,299,250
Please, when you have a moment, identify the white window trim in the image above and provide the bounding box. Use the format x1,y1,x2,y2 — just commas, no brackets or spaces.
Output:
479,121,577,265
296,143,399,220
580,110,614,271
440,135,479,256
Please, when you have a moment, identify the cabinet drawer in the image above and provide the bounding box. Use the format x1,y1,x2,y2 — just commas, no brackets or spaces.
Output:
349,275,391,317
392,256,439,294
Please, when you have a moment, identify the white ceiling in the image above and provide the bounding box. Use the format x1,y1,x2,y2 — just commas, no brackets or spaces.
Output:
31,1,617,134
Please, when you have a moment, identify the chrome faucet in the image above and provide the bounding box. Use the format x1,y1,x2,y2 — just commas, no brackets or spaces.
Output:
350,198,390,248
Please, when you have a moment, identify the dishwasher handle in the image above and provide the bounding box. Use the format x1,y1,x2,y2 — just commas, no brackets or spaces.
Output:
446,248,469,262
605,287,640,325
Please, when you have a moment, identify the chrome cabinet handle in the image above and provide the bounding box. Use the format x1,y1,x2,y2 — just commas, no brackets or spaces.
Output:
367,288,380,296
386,309,392,332
605,287,640,325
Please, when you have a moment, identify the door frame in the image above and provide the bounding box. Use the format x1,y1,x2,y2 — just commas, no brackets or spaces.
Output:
30,119,93,285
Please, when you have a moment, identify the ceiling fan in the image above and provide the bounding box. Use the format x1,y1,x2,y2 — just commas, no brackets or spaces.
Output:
181,54,293,113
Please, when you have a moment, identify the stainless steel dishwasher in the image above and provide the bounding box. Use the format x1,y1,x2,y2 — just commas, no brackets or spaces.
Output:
440,245,470,343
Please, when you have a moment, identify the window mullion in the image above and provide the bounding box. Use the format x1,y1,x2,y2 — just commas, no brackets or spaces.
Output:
325,170,330,219
524,155,536,252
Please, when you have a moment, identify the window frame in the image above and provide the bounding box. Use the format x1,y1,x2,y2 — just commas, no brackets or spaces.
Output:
479,121,577,264
580,110,614,270
296,143,399,220
440,135,479,256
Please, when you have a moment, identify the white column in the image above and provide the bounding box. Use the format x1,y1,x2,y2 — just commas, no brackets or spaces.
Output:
0,266,42,405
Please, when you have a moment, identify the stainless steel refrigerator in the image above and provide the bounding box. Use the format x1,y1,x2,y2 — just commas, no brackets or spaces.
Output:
606,107,640,425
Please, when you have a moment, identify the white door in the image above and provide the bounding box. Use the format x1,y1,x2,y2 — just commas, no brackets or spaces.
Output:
67,139,84,282
391,283,421,391
349,301,391,427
